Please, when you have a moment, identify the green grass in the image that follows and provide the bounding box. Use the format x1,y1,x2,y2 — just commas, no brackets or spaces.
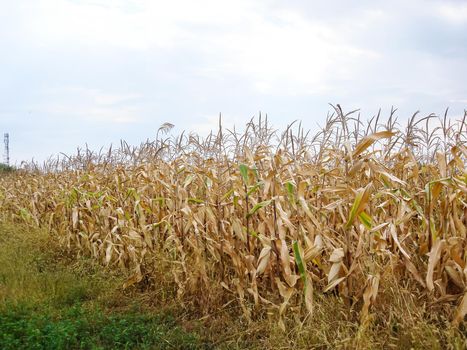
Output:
0,304,201,350
0,223,206,350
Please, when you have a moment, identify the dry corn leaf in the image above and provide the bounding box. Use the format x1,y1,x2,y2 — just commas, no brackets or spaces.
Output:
452,290,467,326
351,131,395,159
426,239,446,292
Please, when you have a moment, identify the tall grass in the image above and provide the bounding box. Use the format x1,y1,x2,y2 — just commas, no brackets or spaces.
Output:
1,106,466,332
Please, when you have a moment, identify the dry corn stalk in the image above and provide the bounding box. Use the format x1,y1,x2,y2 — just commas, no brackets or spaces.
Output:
1,109,466,327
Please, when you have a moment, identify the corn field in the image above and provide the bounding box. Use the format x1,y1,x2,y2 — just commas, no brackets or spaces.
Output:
1,107,466,329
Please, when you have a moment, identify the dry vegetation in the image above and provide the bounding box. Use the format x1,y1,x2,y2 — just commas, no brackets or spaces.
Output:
1,106,466,348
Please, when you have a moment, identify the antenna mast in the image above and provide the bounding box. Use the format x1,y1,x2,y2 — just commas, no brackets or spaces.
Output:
4,133,9,166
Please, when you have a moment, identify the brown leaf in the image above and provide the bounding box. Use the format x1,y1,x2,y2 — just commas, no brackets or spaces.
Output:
352,131,396,159
426,239,445,292
452,290,467,327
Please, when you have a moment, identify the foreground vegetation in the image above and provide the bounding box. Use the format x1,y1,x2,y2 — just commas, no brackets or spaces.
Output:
1,107,466,348
1,223,465,349
0,223,205,349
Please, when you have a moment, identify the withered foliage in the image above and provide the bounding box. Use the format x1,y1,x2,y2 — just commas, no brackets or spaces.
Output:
1,107,466,329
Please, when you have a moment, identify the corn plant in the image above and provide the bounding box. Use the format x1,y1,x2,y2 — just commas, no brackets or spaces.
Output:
1,107,466,329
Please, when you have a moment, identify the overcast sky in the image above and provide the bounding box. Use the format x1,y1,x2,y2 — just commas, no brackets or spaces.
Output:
1,0,466,164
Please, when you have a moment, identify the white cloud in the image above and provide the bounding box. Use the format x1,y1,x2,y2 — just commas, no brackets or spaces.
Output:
211,10,380,95
437,2,467,24
188,114,246,136
38,86,142,123
19,0,262,50
21,0,178,49
449,99,467,104
14,0,381,96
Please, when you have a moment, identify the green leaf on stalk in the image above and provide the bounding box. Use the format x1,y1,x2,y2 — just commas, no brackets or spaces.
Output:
345,184,371,229
285,181,295,203
358,211,372,229
247,181,263,196
239,164,249,185
286,182,295,196
246,200,272,218
248,230,258,238
293,240,307,286
221,188,234,201
188,198,204,204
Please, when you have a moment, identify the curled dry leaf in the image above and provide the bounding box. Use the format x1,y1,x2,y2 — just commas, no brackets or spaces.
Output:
426,239,446,292
351,130,396,159
361,274,380,322
256,246,271,275
452,291,467,327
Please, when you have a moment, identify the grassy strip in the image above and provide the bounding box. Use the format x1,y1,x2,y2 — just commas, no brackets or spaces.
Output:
0,223,205,350
0,304,200,350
